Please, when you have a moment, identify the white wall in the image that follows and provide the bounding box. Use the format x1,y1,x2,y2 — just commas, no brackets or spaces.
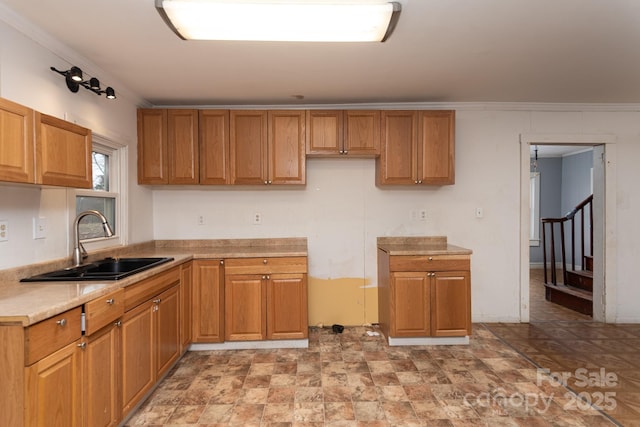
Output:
0,18,154,269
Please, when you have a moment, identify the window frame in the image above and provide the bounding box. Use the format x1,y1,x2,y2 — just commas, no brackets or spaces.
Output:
69,134,128,251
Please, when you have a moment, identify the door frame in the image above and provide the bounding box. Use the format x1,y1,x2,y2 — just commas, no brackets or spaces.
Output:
519,134,617,323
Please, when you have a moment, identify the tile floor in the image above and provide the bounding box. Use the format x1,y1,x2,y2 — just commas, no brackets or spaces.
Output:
485,269,640,427
125,269,637,426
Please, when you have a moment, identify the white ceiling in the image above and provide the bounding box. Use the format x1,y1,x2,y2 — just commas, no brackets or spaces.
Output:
2,0,640,106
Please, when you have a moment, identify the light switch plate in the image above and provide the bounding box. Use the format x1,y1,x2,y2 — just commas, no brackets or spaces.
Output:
33,217,47,239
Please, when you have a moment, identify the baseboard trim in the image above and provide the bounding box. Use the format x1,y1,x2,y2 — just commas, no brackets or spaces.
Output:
386,336,469,346
189,339,309,351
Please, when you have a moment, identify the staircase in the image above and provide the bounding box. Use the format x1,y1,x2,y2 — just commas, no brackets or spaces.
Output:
541,195,593,316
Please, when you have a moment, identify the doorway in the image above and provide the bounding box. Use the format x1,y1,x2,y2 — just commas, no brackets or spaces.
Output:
519,134,617,323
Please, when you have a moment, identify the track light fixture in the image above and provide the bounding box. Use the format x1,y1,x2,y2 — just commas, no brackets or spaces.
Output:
50,66,116,100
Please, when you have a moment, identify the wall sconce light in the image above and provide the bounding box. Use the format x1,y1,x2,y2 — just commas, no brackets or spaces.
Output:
50,66,116,100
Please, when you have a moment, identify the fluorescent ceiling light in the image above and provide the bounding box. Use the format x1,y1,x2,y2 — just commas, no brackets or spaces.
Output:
156,0,401,42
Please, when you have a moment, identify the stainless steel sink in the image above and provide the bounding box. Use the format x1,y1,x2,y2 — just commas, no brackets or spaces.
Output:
21,257,174,282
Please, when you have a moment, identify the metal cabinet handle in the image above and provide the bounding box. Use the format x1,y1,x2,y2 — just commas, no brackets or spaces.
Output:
339,150,344,154
262,275,267,280
268,180,272,184
428,257,433,261
77,342,86,349
106,298,115,305
56,319,67,327
266,275,270,280
263,259,268,264
153,298,161,304
343,150,348,155
264,180,268,185
114,320,122,327
220,260,224,265
418,180,423,184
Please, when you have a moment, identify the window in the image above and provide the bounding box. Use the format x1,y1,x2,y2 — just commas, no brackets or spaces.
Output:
74,136,126,247
530,172,541,246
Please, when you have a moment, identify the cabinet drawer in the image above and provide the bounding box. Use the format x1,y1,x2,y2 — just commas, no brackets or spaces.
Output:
389,255,470,272
124,266,181,311
84,288,124,335
224,257,307,275
24,306,82,365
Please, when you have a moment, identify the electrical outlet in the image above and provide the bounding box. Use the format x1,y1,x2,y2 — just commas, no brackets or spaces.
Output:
419,209,427,221
253,212,262,225
475,207,484,218
197,215,205,225
0,220,8,242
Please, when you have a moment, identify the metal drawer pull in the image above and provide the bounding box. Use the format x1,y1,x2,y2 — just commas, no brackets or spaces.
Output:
106,298,115,305
77,342,86,349
56,319,67,327
263,259,268,264
114,320,122,327
153,298,161,304
428,257,433,261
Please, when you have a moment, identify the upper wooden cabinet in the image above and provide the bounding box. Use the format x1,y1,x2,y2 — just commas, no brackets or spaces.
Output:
137,109,167,184
0,97,35,183
199,110,230,184
306,110,380,157
137,109,199,185
230,110,305,185
168,109,199,184
35,112,92,188
0,97,92,188
377,110,455,186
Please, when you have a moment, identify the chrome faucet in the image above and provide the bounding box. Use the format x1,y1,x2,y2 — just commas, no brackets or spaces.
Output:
72,210,114,266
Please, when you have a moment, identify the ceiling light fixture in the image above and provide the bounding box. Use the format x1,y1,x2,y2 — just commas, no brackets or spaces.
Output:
50,66,116,100
155,0,401,42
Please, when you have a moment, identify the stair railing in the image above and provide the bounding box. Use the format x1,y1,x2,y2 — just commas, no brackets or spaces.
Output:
541,194,593,285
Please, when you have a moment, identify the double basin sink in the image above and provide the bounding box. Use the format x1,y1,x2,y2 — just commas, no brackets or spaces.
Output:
21,257,174,282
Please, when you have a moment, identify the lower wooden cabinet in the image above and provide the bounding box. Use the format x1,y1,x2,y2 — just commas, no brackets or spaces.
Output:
224,257,308,341
192,259,225,343
378,249,471,339
180,262,193,351
121,267,181,417
83,322,121,427
24,339,83,427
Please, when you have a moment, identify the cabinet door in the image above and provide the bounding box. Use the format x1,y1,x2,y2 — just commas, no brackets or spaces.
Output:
431,271,471,337
137,109,168,184
268,110,306,185
390,272,430,337
180,262,193,351
25,340,82,427
35,112,92,188
225,274,265,341
418,110,455,185
167,109,199,184
83,323,121,427
0,97,34,183
192,260,225,343
306,110,342,156
156,285,180,378
121,300,154,416
344,110,380,156
377,111,418,185
266,273,308,340
199,110,230,184
230,110,267,184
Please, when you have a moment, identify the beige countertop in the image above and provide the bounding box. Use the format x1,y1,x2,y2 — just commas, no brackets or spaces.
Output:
377,236,472,256
0,238,307,326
